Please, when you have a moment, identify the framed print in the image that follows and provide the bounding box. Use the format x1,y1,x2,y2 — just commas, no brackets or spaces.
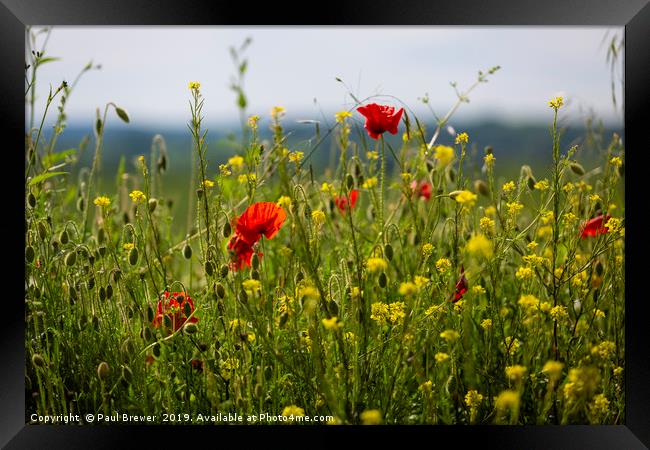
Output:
3,0,649,448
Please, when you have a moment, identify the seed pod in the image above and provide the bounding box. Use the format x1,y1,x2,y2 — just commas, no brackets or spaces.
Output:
88,277,95,290
378,272,388,288
37,222,47,240
328,300,339,317
474,180,490,197
148,198,158,213
279,312,289,328
106,284,113,300
354,162,361,178
251,269,260,280
357,174,365,187
384,243,394,261
152,342,161,358
216,283,226,299
64,251,77,267
122,211,130,224
183,301,192,317
146,305,154,323
220,264,229,278
97,362,110,380
144,327,153,342
526,175,537,190
128,247,139,266
98,286,106,301
51,240,59,252
96,118,103,135
59,230,69,245
204,261,214,276
223,222,232,238
183,244,192,259
595,260,604,277
112,269,122,283
183,323,198,335
448,168,456,183
569,162,585,176
346,173,354,190
25,246,35,263
98,246,107,258
32,354,45,368
121,338,134,358
76,197,85,212
121,365,133,384
27,192,37,208
252,253,260,270
88,254,95,266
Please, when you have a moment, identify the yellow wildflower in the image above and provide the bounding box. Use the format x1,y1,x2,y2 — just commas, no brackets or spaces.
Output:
398,282,418,296
435,258,451,274
534,179,550,191
455,132,469,144
362,177,378,189
288,151,304,163
123,243,135,251
440,329,460,342
335,110,352,123
434,145,455,166
502,181,516,194
480,318,493,330
466,234,493,258
360,409,382,425
311,210,326,229
322,316,341,331
93,196,111,208
366,151,379,160
435,352,450,363
282,405,305,419
188,81,201,91
505,365,528,383
277,195,292,209
422,243,434,257
454,190,477,207
366,257,388,273
548,96,564,110
228,155,244,170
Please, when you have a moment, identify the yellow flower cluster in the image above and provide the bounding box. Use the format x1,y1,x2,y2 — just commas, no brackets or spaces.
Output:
322,316,341,331
434,145,455,166
435,352,450,363
188,81,201,91
362,177,378,189
502,181,515,194
335,110,352,123
534,179,550,191
311,210,326,229
281,405,305,418
548,96,564,110
591,341,616,360
549,305,569,321
454,190,477,207
542,360,564,382
360,409,382,425
506,201,523,217
480,216,495,235
466,234,493,258
515,266,534,280
366,151,379,160
370,302,406,326
288,151,304,163
398,282,418,296
93,196,111,207
455,132,469,144
440,329,460,342
435,257,451,274
366,257,388,273
484,153,496,167
277,196,292,209
563,367,600,404
505,365,528,383
422,243,435,258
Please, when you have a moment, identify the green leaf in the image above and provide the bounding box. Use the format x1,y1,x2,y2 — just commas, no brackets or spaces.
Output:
35,57,60,67
42,148,76,169
29,171,68,186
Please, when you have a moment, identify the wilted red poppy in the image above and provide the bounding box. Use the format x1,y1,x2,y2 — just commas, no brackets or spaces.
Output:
334,189,359,213
227,234,258,270
410,180,433,200
152,291,198,333
452,266,468,303
580,214,611,238
357,103,404,140
235,202,287,245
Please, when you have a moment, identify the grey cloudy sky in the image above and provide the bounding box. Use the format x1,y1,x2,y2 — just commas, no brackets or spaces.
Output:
30,26,623,129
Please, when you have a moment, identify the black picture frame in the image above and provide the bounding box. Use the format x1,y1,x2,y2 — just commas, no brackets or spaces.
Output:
3,0,648,448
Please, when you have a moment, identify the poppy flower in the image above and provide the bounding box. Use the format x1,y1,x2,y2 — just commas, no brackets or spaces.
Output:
235,202,287,245
580,214,611,238
227,234,259,270
190,359,204,372
357,103,405,140
334,189,359,214
410,180,433,200
451,266,468,303
152,291,198,333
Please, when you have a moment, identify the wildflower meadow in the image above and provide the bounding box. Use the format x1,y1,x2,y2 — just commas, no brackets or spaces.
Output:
24,31,625,425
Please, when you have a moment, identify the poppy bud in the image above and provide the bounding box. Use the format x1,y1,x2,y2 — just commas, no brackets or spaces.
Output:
328,300,339,316
354,163,361,178
223,222,232,238
121,339,134,358
25,246,35,263
346,173,354,190
163,315,172,329
32,354,45,368
204,261,214,276
144,327,153,343
122,211,130,224
183,322,198,335
220,264,229,278
148,198,158,213
88,255,95,266
378,272,388,288
252,253,260,270
112,269,122,283
64,251,76,267
96,118,103,135
474,180,490,197
146,305,154,323
196,188,203,199
97,362,110,381
520,165,532,178
37,222,47,240
595,260,604,277
157,154,167,173
88,277,95,290
384,243,394,261
121,365,133,384
251,269,260,280
448,168,456,183
128,247,139,266
182,243,192,259
59,230,69,244
106,284,113,300
76,197,85,212
98,286,106,301
28,192,36,208
448,190,462,199
216,283,226,299
526,175,537,191
569,162,585,176
152,342,161,358
98,246,106,258
97,228,107,245
357,174,365,187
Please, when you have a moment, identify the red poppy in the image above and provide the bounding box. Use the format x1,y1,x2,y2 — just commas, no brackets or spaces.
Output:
334,189,359,214
410,180,433,200
357,103,405,140
152,291,198,333
227,234,258,270
190,359,204,372
235,202,287,245
580,214,611,238
451,266,468,303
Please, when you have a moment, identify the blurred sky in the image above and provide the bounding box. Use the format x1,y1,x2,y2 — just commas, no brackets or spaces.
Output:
29,27,624,129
